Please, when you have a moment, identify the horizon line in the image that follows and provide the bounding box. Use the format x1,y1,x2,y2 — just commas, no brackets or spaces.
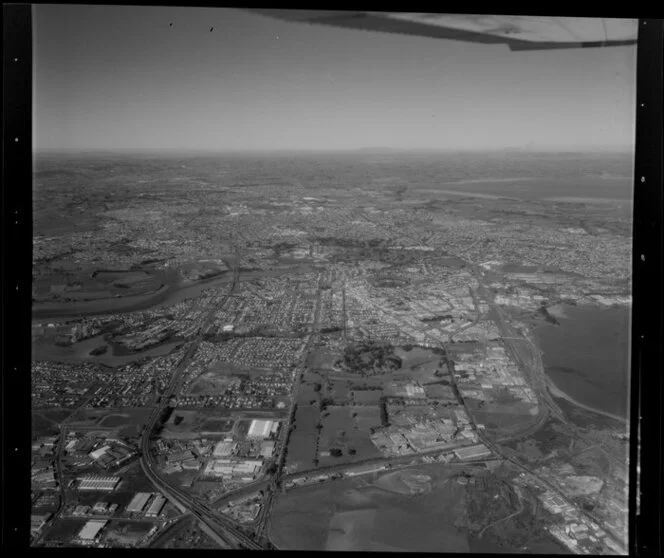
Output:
33,145,635,155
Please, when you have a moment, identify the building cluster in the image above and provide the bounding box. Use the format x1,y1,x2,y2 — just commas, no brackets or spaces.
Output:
156,420,280,486
444,216,631,284
32,345,187,410
371,391,479,457
126,492,167,517
31,436,58,488
176,340,300,409
76,519,109,545
338,268,483,346
216,277,319,336
230,337,307,369
76,475,121,491
513,471,621,554
65,492,167,525
63,433,137,471
72,500,119,517
32,362,99,409
451,343,538,407
452,320,502,342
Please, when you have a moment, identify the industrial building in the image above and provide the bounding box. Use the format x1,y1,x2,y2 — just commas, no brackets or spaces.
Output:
78,519,108,542
260,441,275,458
145,494,166,517
73,505,90,516
92,502,107,514
454,444,492,461
213,440,238,458
247,419,275,440
89,445,110,460
77,475,121,491
204,459,262,480
126,492,153,513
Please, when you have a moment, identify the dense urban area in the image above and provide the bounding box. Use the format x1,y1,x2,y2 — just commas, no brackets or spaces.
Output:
31,151,631,553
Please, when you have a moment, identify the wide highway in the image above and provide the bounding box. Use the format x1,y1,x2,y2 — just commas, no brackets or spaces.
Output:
138,247,267,549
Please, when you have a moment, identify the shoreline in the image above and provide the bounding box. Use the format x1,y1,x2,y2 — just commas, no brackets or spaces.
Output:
544,376,627,424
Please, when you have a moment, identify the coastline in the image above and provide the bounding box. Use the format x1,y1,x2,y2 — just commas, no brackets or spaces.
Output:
544,375,627,424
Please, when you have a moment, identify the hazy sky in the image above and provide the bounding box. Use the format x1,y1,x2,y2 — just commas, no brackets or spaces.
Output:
33,6,637,151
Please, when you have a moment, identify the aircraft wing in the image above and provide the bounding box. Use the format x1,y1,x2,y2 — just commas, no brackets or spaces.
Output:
248,11,638,50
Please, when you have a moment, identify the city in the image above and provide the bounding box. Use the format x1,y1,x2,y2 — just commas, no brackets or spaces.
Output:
29,6,635,554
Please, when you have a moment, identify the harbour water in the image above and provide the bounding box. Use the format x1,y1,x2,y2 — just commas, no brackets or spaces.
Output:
533,304,631,420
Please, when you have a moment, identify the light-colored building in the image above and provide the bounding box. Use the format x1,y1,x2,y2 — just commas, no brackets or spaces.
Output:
213,441,237,458
453,444,492,461
126,492,152,513
77,475,121,491
204,459,261,480
89,445,110,460
145,494,166,517
92,502,107,513
248,420,274,440
78,519,107,541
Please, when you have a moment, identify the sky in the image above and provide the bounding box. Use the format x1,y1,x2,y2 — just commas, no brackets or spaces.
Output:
33,6,637,151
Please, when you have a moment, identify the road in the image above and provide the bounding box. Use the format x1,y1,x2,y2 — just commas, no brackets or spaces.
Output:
355,210,624,549
253,271,326,539
42,392,96,536
127,219,622,551
137,245,265,550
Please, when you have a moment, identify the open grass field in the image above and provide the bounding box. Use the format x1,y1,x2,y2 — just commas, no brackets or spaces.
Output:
233,419,253,441
98,408,152,428
103,520,155,546
269,462,474,552
326,509,378,550
41,518,87,544
162,410,200,439
285,405,319,471
42,408,75,423
199,417,234,434
318,406,381,466
32,412,62,437
296,371,324,405
189,371,238,395
67,408,108,427
393,346,445,384
305,348,338,370
351,389,382,405
350,406,382,432
466,398,540,437
326,380,350,405
112,463,158,495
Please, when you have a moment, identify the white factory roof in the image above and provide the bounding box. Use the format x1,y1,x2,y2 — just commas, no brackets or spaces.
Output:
78,520,107,540
213,441,237,458
248,419,274,439
145,494,166,516
127,492,152,513
89,445,110,460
